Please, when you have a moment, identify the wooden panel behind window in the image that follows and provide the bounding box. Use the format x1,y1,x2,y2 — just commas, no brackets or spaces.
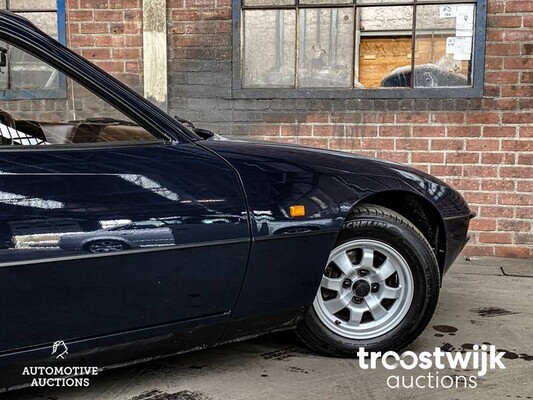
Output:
358,36,469,88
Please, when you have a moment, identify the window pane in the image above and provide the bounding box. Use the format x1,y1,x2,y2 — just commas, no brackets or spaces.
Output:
414,4,474,87
300,0,352,4
9,13,59,90
243,0,295,5
357,0,411,4
360,5,413,32
9,0,57,10
0,41,8,90
19,12,58,38
358,6,413,88
243,10,296,88
298,8,354,88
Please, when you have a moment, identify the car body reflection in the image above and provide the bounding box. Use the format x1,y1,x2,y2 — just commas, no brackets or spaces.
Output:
59,220,175,253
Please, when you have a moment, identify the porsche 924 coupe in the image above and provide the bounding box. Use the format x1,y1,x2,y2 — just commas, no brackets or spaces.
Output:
0,11,473,390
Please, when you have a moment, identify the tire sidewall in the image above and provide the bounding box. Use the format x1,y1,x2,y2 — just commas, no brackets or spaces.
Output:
304,212,440,355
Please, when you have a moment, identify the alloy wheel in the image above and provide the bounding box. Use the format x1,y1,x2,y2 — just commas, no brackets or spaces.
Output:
313,239,414,339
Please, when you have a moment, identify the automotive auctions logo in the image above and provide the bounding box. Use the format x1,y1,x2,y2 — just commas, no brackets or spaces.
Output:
22,340,99,388
357,345,506,389
52,340,68,359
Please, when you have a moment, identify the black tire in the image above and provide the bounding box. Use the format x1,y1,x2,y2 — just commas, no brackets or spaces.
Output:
296,204,440,356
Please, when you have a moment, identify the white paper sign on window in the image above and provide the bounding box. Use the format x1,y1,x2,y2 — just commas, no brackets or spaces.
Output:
440,5,457,18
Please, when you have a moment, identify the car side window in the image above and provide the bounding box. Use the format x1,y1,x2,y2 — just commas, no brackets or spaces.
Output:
0,43,161,147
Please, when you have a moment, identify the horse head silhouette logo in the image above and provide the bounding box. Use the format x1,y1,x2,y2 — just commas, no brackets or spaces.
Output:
52,340,68,359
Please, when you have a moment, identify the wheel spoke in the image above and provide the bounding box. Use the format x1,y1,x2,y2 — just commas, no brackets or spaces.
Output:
321,276,343,291
324,291,352,314
360,248,374,269
370,259,396,283
347,304,364,325
332,252,355,277
365,294,388,321
380,285,401,300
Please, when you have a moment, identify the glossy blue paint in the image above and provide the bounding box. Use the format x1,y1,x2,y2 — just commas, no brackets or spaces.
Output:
0,11,472,391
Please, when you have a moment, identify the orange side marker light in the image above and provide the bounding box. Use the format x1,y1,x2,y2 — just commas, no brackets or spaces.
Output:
289,205,305,218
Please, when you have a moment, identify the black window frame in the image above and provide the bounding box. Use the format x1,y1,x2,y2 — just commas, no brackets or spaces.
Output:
232,0,487,99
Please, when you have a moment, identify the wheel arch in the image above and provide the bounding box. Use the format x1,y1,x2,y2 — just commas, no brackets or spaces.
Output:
347,190,447,275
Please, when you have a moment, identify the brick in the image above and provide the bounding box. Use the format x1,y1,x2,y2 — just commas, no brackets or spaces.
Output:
483,126,516,137
464,192,498,205
466,112,501,124
479,232,512,244
494,246,531,258
447,126,481,137
411,152,444,163
378,152,409,164
361,139,394,150
396,113,428,124
488,15,523,28
312,125,344,137
500,167,532,178
395,139,428,151
498,220,531,232
502,113,533,124
413,126,445,137
466,139,499,151
430,113,464,124
517,181,533,192
446,152,480,164
481,153,515,164
501,86,533,98
470,219,496,231
502,139,532,151
499,194,532,206
505,1,533,12
379,126,411,137
478,206,514,219
430,139,464,151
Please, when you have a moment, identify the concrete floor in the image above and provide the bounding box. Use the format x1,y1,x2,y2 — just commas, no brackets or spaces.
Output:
6,257,533,400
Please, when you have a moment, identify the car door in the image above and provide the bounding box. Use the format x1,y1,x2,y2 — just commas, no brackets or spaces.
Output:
0,143,250,353
0,24,251,360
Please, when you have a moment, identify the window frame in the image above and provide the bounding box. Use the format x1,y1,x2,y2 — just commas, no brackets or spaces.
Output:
232,0,487,99
1,0,67,100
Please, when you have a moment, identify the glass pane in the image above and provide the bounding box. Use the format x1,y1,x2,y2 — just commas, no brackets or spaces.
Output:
298,8,354,88
19,12,58,38
301,0,352,4
243,0,295,5
0,41,8,90
9,0,57,10
8,14,59,90
358,6,413,88
10,47,60,90
360,5,413,32
357,0,412,3
243,10,296,88
414,4,474,87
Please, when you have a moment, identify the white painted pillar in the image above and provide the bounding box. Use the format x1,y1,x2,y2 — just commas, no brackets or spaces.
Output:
143,0,168,111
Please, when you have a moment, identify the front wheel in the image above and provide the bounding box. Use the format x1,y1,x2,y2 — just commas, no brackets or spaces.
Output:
297,204,440,356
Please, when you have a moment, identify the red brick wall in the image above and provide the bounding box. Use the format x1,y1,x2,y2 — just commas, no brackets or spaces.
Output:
64,0,532,258
66,0,144,91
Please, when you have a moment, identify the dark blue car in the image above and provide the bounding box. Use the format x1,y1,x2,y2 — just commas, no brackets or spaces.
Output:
0,11,473,391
